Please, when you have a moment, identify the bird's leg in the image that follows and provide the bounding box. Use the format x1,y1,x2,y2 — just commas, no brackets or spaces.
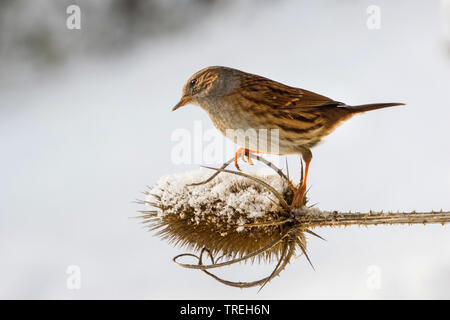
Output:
291,161,309,207
234,148,255,171
291,150,312,208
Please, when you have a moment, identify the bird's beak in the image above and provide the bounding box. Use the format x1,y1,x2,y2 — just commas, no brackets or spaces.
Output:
172,95,191,111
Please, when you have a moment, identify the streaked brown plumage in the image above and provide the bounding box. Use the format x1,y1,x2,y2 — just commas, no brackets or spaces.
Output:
172,66,404,207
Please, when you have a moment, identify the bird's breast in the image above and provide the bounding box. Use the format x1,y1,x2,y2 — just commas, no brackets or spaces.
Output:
203,99,258,133
201,97,326,154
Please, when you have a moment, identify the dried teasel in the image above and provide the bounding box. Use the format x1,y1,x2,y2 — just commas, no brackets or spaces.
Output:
137,155,450,289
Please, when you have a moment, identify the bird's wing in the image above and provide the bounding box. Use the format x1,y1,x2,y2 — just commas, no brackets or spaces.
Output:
238,73,343,110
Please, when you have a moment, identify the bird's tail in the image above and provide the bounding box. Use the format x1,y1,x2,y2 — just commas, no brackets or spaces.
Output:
347,103,405,114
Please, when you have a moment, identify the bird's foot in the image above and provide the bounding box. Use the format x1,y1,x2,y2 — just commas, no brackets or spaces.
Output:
234,148,254,171
290,184,307,208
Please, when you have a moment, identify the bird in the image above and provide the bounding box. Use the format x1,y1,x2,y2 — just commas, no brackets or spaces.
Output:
172,66,404,207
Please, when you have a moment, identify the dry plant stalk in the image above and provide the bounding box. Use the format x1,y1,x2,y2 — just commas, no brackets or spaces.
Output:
137,155,450,289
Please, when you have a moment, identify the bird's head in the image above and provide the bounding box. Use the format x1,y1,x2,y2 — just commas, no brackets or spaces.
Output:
172,66,238,111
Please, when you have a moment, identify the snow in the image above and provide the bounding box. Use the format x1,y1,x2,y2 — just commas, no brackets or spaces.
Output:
148,169,290,221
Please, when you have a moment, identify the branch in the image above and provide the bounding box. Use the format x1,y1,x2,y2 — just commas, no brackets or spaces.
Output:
295,210,450,228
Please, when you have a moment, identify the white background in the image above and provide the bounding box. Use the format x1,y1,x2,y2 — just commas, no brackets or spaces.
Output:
1,0,450,299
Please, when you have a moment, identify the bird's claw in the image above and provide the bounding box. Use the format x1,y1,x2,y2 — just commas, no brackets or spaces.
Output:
291,185,307,208
234,148,254,171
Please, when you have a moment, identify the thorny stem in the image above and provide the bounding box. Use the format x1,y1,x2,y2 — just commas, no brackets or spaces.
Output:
171,207,450,290
295,210,450,228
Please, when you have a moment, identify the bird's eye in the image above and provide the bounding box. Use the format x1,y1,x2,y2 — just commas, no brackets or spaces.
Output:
190,78,197,86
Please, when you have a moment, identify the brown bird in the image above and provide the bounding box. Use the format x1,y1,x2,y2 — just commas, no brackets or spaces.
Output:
172,66,404,207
